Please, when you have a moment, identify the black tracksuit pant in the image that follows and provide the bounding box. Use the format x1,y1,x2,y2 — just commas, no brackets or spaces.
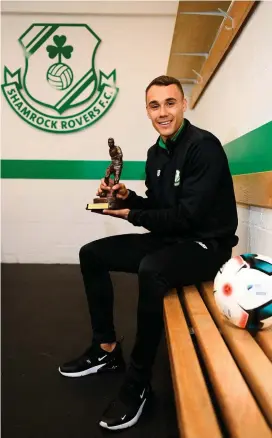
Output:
79,232,231,383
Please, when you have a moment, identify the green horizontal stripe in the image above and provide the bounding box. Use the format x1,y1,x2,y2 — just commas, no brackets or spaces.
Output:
1,160,146,180
1,121,271,179
224,120,272,175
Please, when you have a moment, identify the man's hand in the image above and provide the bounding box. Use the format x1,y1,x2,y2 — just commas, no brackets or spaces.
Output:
96,179,129,200
96,178,112,196
103,208,130,220
112,183,129,200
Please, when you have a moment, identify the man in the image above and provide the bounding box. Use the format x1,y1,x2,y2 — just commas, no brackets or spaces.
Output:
59,75,238,431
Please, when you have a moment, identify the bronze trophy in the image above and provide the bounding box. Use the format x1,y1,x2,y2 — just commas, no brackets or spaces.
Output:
86,138,123,211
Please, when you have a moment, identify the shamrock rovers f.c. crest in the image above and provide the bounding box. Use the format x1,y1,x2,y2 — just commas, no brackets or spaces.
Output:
2,24,119,133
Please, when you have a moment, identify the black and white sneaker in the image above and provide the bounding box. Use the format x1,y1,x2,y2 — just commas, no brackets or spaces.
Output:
58,342,125,377
99,378,152,430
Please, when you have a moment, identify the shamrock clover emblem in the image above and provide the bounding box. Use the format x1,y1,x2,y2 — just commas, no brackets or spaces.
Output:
46,35,74,91
46,35,73,63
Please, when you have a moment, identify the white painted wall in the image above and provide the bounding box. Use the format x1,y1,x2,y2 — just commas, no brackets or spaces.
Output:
1,1,180,161
188,1,272,258
2,1,271,263
188,2,272,144
1,1,185,263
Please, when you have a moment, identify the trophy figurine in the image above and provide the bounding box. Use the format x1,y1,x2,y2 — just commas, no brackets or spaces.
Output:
86,138,123,211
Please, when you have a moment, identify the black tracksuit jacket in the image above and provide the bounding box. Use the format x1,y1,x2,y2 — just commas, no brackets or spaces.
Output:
125,119,238,249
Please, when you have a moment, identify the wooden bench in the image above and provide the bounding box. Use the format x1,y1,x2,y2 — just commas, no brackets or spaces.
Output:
163,170,272,437
164,283,272,438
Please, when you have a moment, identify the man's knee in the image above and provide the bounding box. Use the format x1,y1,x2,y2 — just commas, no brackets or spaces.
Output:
79,239,109,270
79,242,94,263
138,255,161,281
79,241,103,266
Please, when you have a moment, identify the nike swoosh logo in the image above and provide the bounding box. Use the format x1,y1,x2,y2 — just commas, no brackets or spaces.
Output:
140,388,145,399
121,415,126,421
98,355,107,362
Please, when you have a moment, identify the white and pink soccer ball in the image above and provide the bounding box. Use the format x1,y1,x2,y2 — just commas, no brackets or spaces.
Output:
214,254,272,330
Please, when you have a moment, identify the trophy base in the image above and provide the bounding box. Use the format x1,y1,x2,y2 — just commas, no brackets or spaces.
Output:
86,196,120,211
86,203,109,210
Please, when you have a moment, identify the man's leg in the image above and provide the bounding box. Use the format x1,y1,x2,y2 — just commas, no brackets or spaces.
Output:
100,240,231,430
129,240,231,383
79,233,168,344
59,233,167,377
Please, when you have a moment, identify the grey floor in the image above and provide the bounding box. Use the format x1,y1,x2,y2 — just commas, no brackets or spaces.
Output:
2,264,179,438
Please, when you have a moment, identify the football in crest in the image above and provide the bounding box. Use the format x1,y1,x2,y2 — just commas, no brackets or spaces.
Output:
46,63,73,90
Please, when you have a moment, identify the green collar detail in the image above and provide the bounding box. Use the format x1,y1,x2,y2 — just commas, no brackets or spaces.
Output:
158,120,185,150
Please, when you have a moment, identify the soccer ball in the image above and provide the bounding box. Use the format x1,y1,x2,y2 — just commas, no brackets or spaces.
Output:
214,254,272,330
46,63,73,90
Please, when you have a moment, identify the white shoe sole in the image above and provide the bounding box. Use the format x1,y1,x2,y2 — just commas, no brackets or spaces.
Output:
58,362,106,377
99,399,147,430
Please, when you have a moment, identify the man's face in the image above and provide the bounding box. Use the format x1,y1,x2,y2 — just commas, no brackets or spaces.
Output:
146,84,187,141
108,138,114,148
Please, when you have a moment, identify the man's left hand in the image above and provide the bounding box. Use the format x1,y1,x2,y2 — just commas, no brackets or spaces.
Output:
103,208,130,220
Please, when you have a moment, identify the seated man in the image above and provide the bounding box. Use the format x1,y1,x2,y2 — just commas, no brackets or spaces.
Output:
59,75,238,431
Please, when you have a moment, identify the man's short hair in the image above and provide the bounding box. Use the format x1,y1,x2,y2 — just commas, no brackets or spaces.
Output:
145,75,184,98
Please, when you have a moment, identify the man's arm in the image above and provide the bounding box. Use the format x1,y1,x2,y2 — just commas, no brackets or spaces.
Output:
127,140,227,233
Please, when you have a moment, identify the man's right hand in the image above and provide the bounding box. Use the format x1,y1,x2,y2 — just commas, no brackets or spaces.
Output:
96,179,129,200
112,183,129,200
97,178,110,196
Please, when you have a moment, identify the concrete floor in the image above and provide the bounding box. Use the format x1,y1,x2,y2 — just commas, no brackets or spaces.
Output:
2,264,179,438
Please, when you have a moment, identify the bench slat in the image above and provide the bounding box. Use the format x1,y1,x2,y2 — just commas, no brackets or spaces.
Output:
200,282,272,428
255,328,272,362
183,285,271,438
164,289,222,438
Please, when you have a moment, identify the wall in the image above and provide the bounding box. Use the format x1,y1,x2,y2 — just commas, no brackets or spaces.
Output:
1,1,186,263
2,1,271,263
188,1,272,258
